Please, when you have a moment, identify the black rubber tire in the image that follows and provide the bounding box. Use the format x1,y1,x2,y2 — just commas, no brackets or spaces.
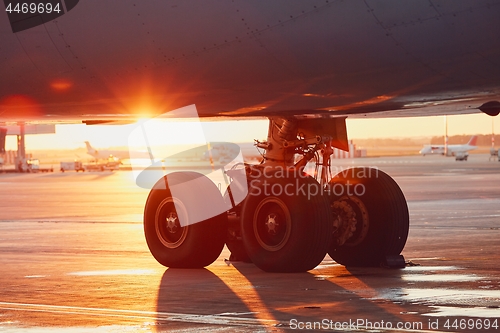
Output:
241,174,333,272
144,172,227,268
328,167,409,267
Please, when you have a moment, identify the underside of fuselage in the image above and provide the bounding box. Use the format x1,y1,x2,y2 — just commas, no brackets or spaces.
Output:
1,1,500,122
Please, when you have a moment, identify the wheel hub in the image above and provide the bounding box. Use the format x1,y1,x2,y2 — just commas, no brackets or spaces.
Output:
166,212,179,233
331,196,368,247
155,198,189,249
265,213,279,235
253,198,292,252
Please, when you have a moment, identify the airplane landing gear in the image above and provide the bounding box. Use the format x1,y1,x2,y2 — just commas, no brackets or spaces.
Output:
327,168,409,267
223,116,409,271
143,116,410,272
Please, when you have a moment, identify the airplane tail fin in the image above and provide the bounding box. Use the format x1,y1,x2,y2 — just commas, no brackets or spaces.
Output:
84,141,96,153
467,135,478,146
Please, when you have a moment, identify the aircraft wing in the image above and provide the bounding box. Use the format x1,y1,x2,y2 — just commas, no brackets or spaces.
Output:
1,0,500,123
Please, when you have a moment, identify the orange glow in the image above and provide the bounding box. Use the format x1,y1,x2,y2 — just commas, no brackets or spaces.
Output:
0,94,42,118
50,79,73,91
217,104,270,116
105,70,178,118
321,267,422,323
302,93,349,98
215,267,278,325
324,95,395,111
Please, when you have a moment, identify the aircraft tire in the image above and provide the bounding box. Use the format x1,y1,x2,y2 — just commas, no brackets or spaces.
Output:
144,172,227,268
328,168,409,267
241,174,333,272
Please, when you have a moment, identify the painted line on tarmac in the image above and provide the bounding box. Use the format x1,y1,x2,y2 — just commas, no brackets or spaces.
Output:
0,301,459,332
0,301,277,328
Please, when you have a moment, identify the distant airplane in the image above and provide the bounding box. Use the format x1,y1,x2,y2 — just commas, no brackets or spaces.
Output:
85,141,149,161
202,142,262,163
419,136,478,161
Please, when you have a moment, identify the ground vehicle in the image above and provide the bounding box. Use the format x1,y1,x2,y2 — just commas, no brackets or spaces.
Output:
84,160,121,172
455,152,469,161
60,161,85,172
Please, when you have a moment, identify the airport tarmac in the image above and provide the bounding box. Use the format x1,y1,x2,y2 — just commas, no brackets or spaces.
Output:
0,154,499,332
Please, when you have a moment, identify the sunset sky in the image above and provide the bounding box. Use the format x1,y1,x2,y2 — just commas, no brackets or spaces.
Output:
3,113,496,151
